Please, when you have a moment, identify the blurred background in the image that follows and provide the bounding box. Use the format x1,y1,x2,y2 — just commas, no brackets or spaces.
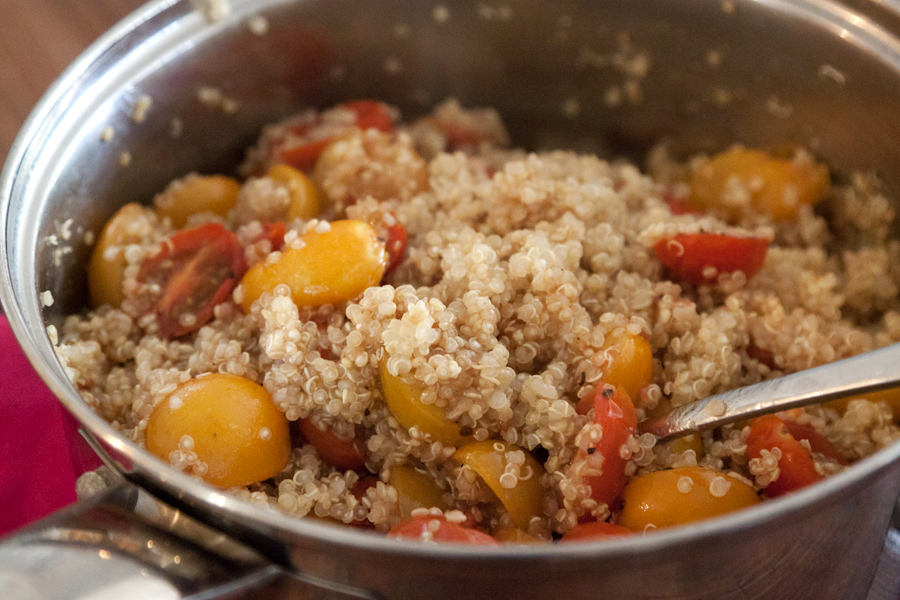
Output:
0,0,143,535
0,0,144,158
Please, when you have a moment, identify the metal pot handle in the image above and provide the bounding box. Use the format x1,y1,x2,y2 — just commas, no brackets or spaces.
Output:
0,475,383,599
0,479,287,599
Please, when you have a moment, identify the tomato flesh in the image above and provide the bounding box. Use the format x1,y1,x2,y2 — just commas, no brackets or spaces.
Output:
653,233,769,286
578,384,638,511
388,515,499,545
138,223,246,337
746,414,823,496
297,418,367,471
560,521,632,542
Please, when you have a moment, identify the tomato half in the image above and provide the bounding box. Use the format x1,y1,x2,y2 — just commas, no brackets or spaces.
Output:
560,521,632,542
275,100,395,172
577,384,638,511
746,414,823,497
782,419,847,465
653,233,769,286
383,219,407,276
388,515,499,545
297,418,367,471
252,221,286,251
137,223,246,337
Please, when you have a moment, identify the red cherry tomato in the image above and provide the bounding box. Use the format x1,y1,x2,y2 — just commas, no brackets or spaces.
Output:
251,222,286,251
560,521,632,542
388,515,500,545
297,418,367,471
275,100,395,171
137,223,246,337
782,419,847,465
747,414,823,497
663,192,705,216
576,384,638,511
383,220,407,276
653,233,769,286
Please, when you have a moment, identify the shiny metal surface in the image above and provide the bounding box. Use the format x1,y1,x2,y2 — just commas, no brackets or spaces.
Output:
3,0,900,598
641,343,900,441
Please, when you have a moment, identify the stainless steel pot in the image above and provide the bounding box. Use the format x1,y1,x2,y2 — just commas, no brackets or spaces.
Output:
3,0,900,598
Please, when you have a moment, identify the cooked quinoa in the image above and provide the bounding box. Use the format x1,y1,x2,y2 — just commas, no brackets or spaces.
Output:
61,99,900,541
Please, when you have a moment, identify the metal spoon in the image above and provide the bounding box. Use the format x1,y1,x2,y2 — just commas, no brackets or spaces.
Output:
638,343,900,442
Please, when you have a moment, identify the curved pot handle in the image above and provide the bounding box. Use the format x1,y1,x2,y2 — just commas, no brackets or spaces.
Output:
0,479,286,599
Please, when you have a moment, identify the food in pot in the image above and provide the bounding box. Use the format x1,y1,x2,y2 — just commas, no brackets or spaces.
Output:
57,99,900,543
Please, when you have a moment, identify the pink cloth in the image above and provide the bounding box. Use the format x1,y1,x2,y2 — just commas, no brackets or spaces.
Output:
0,315,79,535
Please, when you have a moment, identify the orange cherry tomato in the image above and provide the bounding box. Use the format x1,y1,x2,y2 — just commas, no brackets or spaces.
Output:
137,222,246,337
275,100,396,172
297,418,367,471
577,384,638,510
653,233,769,286
747,414,822,497
560,521,632,542
388,515,499,545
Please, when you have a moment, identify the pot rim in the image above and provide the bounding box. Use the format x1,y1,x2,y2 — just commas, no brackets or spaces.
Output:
2,0,900,562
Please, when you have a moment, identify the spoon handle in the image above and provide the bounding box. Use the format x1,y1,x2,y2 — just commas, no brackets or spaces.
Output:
639,343,900,442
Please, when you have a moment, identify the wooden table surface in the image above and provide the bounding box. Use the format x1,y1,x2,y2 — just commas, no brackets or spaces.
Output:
0,0,145,161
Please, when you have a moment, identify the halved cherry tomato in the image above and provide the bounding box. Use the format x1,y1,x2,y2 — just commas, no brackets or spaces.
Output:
746,342,777,369
577,384,638,510
747,414,822,497
388,515,499,545
383,220,407,276
663,192,705,216
653,233,769,286
560,521,632,542
297,418,366,471
137,223,246,337
250,222,286,251
275,100,395,172
781,419,847,465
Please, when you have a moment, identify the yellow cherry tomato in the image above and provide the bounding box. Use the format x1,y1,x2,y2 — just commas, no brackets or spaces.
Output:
601,330,654,402
145,373,291,488
688,147,830,221
453,440,546,531
665,433,705,458
88,203,154,309
825,387,900,421
493,527,544,544
379,360,473,448
390,465,450,519
154,174,241,228
618,466,760,532
266,164,320,220
240,219,387,311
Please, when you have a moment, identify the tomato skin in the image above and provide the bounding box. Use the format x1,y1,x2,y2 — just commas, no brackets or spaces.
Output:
250,222,286,251
560,521,631,542
275,100,395,172
747,414,823,497
138,223,246,337
653,233,769,286
663,192,705,216
388,515,500,545
297,418,367,471
578,384,638,510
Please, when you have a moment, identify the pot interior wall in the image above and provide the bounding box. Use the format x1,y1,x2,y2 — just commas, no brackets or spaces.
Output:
17,0,900,321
